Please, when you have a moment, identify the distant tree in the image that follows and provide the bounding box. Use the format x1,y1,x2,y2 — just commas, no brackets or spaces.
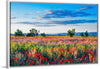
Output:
85,31,88,37
26,33,33,37
80,32,84,37
26,28,39,37
67,29,75,37
41,33,46,37
15,29,24,36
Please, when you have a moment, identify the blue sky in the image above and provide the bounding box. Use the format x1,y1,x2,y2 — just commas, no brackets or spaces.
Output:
11,2,97,34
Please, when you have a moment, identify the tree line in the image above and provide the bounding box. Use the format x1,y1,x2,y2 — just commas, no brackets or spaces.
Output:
14,28,46,37
14,28,89,37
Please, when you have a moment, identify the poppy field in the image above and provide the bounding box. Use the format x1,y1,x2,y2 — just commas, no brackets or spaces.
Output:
10,36,97,66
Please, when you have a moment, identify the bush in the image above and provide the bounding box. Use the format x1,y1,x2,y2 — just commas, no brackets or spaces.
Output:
15,29,24,36
41,33,46,37
85,31,88,37
26,28,39,37
67,29,75,37
80,32,84,37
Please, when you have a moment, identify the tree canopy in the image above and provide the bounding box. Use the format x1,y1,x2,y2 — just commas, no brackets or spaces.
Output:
26,28,39,37
15,29,24,36
67,29,75,37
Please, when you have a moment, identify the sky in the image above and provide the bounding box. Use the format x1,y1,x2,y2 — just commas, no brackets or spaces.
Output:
10,2,98,34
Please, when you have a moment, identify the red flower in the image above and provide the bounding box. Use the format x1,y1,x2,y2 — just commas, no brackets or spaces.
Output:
76,59,78,61
28,63,32,65
70,57,72,60
86,49,89,52
65,56,68,58
58,48,61,51
45,63,46,65
59,60,62,63
46,60,47,62
67,49,69,52
90,52,93,54
62,58,64,61
30,54,33,57
14,58,17,61
65,59,68,62
25,51,28,54
41,57,45,62
32,61,34,63
41,57,45,60
38,54,41,56
82,62,85,63
39,51,41,53
38,63,40,65
12,57,15,60
53,57,55,59
71,62,73,64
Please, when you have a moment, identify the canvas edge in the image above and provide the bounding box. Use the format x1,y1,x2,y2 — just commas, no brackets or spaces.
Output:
6,0,10,68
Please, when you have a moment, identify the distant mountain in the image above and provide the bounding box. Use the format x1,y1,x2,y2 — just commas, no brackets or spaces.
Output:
10,32,97,36
45,32,97,36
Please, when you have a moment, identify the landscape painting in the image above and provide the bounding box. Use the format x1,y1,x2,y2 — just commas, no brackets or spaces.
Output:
10,2,98,66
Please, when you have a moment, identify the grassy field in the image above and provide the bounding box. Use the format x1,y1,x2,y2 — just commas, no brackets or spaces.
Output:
10,36,97,66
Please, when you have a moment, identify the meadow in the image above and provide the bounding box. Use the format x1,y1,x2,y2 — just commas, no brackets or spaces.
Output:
10,36,97,66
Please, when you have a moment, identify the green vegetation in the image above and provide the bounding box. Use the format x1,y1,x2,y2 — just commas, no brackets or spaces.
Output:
85,31,88,37
26,28,39,37
67,29,75,37
41,33,46,37
15,29,24,36
80,32,84,37
14,28,90,37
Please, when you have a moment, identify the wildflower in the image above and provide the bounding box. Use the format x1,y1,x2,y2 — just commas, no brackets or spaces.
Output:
14,58,17,61
28,63,32,65
32,61,34,63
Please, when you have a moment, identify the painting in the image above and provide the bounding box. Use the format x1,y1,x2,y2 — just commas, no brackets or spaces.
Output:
10,2,98,66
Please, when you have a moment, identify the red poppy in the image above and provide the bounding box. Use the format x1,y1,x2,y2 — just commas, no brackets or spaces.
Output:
86,49,89,52
12,57,15,60
62,58,64,61
65,56,68,58
38,54,41,56
71,62,73,64
28,63,32,65
82,62,85,63
53,57,55,59
70,57,72,60
65,59,68,62
45,63,46,65
90,52,93,54
32,61,34,63
59,60,62,63
14,58,17,61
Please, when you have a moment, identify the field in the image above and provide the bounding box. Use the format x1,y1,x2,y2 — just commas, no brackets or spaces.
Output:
10,36,97,66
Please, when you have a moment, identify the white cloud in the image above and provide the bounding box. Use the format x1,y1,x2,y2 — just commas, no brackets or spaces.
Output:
11,22,97,34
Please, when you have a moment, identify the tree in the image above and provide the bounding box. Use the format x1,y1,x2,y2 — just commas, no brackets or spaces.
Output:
26,33,33,37
80,32,84,37
85,31,88,37
15,29,24,36
26,28,39,37
41,33,46,37
67,29,75,37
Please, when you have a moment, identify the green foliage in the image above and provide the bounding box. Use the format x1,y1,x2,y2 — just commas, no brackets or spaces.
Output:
26,28,39,37
26,33,35,37
85,31,88,37
67,29,75,37
80,32,84,37
41,33,46,37
15,29,24,36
